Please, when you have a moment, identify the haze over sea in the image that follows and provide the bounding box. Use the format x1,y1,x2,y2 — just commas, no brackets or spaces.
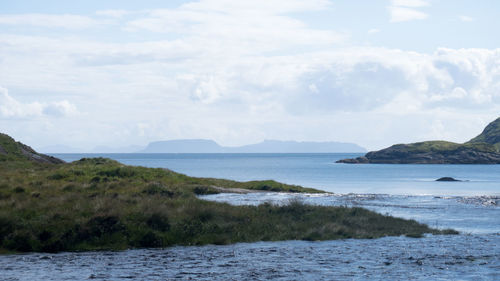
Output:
3,153,493,280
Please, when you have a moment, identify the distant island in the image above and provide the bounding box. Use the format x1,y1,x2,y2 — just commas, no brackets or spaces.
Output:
140,139,366,153
338,117,500,164
0,133,453,253
39,139,366,154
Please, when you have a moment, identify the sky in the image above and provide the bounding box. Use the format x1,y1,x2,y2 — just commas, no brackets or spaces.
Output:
1,0,499,151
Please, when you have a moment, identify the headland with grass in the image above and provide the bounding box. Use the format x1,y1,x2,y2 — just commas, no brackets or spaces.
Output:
0,133,456,253
338,117,500,164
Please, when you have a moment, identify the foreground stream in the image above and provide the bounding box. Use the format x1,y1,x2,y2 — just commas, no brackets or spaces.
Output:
2,192,499,280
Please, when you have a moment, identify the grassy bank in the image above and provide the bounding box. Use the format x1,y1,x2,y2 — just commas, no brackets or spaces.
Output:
0,158,457,253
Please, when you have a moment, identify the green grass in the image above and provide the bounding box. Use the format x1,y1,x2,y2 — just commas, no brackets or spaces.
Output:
467,117,500,151
0,157,457,253
392,140,498,153
0,133,26,162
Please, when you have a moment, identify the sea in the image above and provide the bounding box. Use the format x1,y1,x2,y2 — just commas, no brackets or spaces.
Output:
2,153,499,280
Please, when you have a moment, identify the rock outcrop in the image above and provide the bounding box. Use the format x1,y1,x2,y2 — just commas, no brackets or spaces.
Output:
0,133,64,164
436,177,461,182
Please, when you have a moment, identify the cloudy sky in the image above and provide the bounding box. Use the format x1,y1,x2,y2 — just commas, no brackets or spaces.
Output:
1,0,499,151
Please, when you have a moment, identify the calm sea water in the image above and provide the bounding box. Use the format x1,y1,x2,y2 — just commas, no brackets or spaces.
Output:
51,153,500,196
2,153,498,280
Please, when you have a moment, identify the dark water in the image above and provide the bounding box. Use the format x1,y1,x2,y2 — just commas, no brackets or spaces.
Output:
5,153,497,280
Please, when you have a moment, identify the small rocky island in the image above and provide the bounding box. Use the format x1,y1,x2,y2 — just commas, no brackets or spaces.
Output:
338,117,500,164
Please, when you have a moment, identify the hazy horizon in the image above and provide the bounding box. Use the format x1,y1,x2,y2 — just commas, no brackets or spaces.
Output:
37,138,367,153
1,0,499,151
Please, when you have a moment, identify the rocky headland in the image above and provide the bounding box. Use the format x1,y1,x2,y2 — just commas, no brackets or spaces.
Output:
337,117,500,164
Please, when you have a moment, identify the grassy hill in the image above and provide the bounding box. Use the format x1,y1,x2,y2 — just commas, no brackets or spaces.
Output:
467,117,500,151
338,117,500,164
0,134,456,253
0,133,63,164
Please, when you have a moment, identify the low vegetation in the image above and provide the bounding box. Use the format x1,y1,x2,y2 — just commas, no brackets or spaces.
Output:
467,117,500,151
0,134,457,253
401,141,497,153
0,157,457,253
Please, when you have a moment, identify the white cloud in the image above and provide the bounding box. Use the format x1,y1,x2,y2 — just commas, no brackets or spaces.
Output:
95,10,132,18
0,14,100,29
0,87,78,119
0,87,43,118
388,0,429,22
459,15,474,22
181,0,331,14
42,101,79,117
124,1,345,56
0,1,499,150
391,0,430,7
389,6,428,22
368,28,381,34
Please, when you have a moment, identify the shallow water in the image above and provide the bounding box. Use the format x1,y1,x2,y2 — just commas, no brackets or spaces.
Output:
2,235,499,281
200,192,500,234
7,153,498,280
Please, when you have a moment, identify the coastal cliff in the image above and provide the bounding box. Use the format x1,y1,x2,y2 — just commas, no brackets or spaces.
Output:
337,117,500,164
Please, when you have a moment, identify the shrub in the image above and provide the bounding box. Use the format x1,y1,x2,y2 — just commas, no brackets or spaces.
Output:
146,213,170,231
38,230,52,242
3,230,35,252
193,186,219,195
137,231,163,248
62,184,75,192
0,216,14,244
72,170,84,176
79,215,125,239
98,167,136,178
47,173,67,180
90,176,101,183
142,183,175,197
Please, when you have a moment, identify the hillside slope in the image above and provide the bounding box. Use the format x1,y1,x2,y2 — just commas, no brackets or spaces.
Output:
0,134,64,164
338,117,500,164
467,117,500,150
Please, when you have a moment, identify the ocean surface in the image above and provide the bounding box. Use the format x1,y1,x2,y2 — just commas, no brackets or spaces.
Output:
50,153,500,196
2,153,499,280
